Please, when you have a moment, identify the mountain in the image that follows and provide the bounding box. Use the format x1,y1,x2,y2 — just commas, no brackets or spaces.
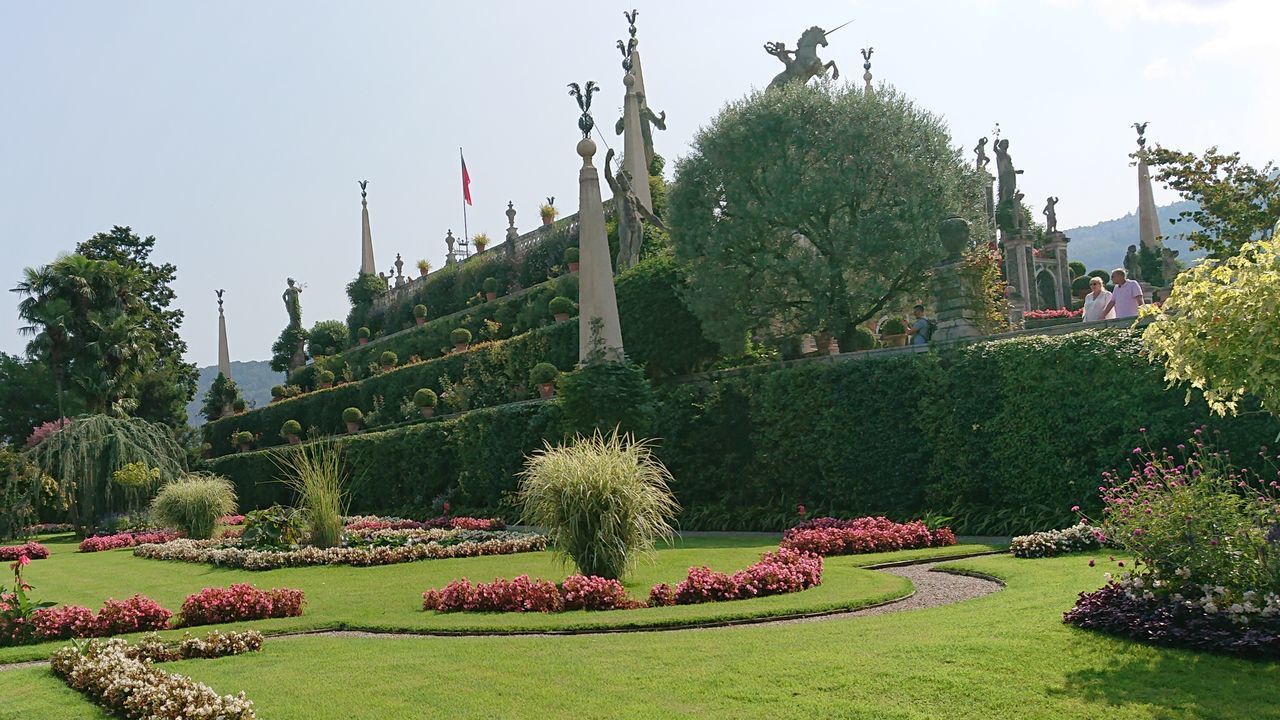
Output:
1062,199,1204,273
186,360,283,427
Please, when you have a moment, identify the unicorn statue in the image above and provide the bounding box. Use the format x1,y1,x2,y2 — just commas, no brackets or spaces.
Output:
764,22,849,90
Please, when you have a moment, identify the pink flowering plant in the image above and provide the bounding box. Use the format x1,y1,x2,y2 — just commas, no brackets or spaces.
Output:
0,542,50,561
179,583,305,626
422,574,642,613
650,548,824,606
78,530,181,553
1023,307,1082,320
0,555,54,646
24,417,71,449
780,516,956,556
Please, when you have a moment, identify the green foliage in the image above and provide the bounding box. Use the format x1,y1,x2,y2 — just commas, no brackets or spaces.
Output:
517,431,678,579
1071,275,1094,297
342,407,363,424
200,373,240,422
529,362,560,386
307,320,350,358
556,360,656,438
847,326,876,351
0,353,71,446
413,389,437,408
548,296,575,317
482,277,499,294
0,448,36,540
345,274,387,338
380,351,398,368
241,504,307,550
234,431,254,446
539,203,559,220
317,370,335,385
1068,261,1086,279
614,255,719,378
273,444,348,549
26,414,186,533
450,328,472,346
668,82,985,353
880,318,907,335
564,246,579,264
270,325,308,374
1147,145,1280,257
232,398,247,413
1143,236,1280,417
357,327,371,339
413,304,427,319
280,420,302,438
149,472,237,540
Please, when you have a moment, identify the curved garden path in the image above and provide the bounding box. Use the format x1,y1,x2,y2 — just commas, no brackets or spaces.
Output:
0,554,1005,671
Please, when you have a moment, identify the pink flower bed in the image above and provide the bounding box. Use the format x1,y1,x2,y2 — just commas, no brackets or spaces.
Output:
0,542,50,561
344,515,507,532
179,584,305,627
3,595,173,645
422,574,641,613
21,523,74,534
218,515,246,526
648,548,824,606
780,516,956,556
78,530,181,553
1023,307,1082,320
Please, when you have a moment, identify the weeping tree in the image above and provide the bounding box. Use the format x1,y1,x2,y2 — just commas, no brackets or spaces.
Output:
25,414,186,534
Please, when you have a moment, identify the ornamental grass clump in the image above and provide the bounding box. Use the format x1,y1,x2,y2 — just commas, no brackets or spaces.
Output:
272,444,348,549
517,430,679,580
149,473,238,540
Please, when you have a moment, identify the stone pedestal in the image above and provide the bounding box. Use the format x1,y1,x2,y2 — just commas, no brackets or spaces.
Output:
576,137,624,363
1002,231,1035,315
931,259,985,342
1043,231,1071,309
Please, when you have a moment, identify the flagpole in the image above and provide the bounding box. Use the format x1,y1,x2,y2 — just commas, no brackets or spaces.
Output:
460,147,470,257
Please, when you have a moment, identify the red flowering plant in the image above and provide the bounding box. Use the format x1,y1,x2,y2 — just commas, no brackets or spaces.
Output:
0,542,50,562
0,555,54,645
422,574,642,613
781,516,956,556
179,584,305,627
79,530,181,553
1023,307,1082,320
652,548,824,606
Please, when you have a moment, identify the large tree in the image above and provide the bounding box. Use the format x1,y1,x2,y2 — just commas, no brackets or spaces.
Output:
1147,146,1279,258
667,83,985,352
0,352,76,445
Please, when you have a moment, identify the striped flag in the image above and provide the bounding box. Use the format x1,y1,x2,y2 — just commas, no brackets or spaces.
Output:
460,149,472,206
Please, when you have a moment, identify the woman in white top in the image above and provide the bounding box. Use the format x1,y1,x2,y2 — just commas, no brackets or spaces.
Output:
1082,276,1115,322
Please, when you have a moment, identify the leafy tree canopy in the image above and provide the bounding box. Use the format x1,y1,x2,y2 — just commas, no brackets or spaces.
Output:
1147,145,1279,258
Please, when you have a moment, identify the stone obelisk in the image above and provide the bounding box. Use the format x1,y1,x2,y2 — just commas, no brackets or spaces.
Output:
1136,153,1161,251
620,74,653,213
359,180,376,274
216,291,231,379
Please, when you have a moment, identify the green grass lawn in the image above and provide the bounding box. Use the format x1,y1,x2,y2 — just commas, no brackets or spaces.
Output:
0,535,996,663
6,550,1278,720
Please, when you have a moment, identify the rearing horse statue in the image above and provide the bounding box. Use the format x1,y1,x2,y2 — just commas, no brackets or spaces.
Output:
764,24,846,90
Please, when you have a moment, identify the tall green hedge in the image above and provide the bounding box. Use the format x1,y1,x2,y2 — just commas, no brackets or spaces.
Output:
204,321,576,457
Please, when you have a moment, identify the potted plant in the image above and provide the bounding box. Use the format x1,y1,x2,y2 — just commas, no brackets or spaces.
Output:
280,419,302,445
565,246,579,273
472,233,490,253
539,200,558,226
413,304,428,326
357,327,371,346
413,388,438,418
529,362,560,399
879,317,909,347
549,296,575,323
416,259,432,277
270,385,285,403
450,327,472,353
317,369,335,389
233,431,254,453
342,407,363,434
380,350,398,370
482,277,500,302
232,398,247,414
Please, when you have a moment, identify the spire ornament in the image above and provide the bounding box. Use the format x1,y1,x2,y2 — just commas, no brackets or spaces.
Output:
567,81,599,139
860,46,874,94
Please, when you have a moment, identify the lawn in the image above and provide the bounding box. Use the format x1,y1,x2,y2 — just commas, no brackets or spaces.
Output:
0,534,997,663
5,550,1278,719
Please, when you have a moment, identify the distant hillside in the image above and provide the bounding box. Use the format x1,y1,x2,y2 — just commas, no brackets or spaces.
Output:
1063,199,1204,273
186,360,283,427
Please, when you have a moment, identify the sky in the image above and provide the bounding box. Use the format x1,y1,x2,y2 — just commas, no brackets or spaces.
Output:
1,0,1275,367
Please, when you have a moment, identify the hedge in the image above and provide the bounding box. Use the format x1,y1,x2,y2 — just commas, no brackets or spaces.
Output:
204,321,577,457
204,328,1280,534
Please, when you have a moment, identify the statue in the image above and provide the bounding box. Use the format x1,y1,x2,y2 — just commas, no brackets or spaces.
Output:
282,278,302,329
1043,196,1059,234
1132,121,1150,149
394,253,405,288
606,148,667,272
974,137,990,171
567,81,599,139
993,138,1022,205
764,22,849,90
938,216,971,262
1013,190,1027,231
1123,244,1142,282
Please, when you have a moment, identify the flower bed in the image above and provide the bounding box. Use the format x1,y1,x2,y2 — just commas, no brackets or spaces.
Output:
134,629,265,661
0,542,49,561
180,584,305,626
3,595,172,647
51,637,257,720
19,523,73,535
1010,522,1105,558
780,516,956,556
343,515,506,532
422,574,640,613
134,529,547,570
218,514,246,526
78,530,181,553
649,548,824,606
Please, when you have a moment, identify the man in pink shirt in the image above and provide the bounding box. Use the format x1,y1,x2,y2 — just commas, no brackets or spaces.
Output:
1103,268,1144,319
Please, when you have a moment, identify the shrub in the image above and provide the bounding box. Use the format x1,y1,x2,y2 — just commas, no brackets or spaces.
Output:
358,327,371,339
232,398,247,413
1010,523,1103,558
271,385,285,399
529,362,560,386
28,595,172,642
483,277,500,294
518,431,678,579
413,388,438,408
149,474,238,540
564,246,579,264
450,328,472,346
240,505,307,550
413,304,428,319
0,542,49,561
280,419,302,439
178,584,305,627
234,431,254,447
307,319,350,357
342,407,363,424
548,296,576,317
847,325,877,351
380,351,398,368
614,255,720,377
780,516,956,556
880,317,907,335
557,360,656,437
273,444,348,549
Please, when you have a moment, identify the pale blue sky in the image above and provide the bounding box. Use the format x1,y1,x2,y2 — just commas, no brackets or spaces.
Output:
1,0,1274,366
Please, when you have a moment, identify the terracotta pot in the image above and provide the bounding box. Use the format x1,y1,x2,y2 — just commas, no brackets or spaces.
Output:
538,383,555,399
554,312,569,323
454,342,469,353
486,292,497,302
419,268,428,277
287,434,300,445
881,333,908,348
419,406,435,419
358,338,369,346
542,216,554,226
475,244,488,253
415,317,425,326
319,382,333,390
568,262,580,273
239,443,251,453
345,421,360,434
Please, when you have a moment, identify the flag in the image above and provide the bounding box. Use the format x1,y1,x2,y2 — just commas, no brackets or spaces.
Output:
460,149,472,206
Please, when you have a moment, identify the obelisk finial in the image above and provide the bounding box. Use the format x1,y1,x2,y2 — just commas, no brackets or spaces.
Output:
567,81,599,140
861,47,874,95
